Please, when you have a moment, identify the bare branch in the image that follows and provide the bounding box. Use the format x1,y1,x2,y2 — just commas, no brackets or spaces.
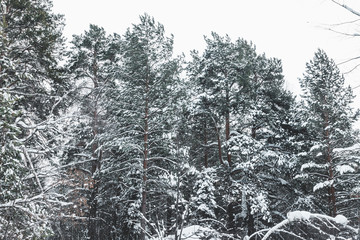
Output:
330,18,360,26
22,146,44,193
337,56,360,65
343,63,360,74
330,0,360,17
327,28,360,37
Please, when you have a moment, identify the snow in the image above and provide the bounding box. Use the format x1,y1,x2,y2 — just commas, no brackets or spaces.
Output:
352,186,360,193
287,211,311,221
316,152,323,157
181,225,207,239
278,178,288,185
298,152,308,157
333,143,360,153
313,180,333,192
152,225,219,240
301,162,326,171
255,211,353,240
294,173,309,179
335,165,355,175
334,215,348,225
250,193,270,219
309,144,323,153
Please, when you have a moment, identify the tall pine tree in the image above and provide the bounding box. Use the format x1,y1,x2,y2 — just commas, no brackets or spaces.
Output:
0,0,66,238
297,49,359,218
58,24,121,239
101,14,181,239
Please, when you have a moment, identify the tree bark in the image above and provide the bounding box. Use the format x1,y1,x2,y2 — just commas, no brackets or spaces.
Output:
225,78,231,165
245,127,256,235
89,56,101,240
140,76,149,240
215,125,223,165
204,119,208,168
225,110,231,165
88,109,101,240
324,111,336,217
247,204,255,235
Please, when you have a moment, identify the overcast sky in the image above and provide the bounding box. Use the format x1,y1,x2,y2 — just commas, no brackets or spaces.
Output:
52,0,360,98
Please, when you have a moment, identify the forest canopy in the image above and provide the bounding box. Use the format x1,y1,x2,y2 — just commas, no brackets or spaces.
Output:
0,1,359,240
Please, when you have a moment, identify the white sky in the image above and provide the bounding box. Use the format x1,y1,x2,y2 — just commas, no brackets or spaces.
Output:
52,0,360,99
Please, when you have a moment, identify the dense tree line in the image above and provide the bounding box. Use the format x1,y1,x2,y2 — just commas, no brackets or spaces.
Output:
0,1,359,239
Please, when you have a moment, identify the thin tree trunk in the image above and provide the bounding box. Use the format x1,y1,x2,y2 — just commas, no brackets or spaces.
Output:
251,126,256,139
215,124,223,165
89,104,102,240
324,111,336,217
0,5,9,83
245,126,256,235
247,204,255,235
88,54,100,240
204,119,208,168
166,197,172,235
88,110,101,240
174,175,180,240
140,77,149,240
89,53,101,240
225,73,231,165
225,110,231,165
328,162,336,216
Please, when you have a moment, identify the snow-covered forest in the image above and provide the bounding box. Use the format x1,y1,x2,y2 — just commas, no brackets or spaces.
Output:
1,1,360,239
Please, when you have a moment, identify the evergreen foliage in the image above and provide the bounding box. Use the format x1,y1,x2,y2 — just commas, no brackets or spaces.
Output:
0,0,66,239
1,2,359,239
296,49,359,218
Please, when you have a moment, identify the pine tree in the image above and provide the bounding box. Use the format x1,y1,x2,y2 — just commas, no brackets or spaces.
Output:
100,14,181,239
297,49,359,218
190,33,256,167
0,0,66,238
58,24,121,239
188,33,297,237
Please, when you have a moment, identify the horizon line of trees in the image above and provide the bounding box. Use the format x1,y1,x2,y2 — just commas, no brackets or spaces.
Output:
1,1,359,239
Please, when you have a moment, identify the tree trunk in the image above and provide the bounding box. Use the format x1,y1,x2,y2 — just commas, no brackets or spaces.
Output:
245,126,256,235
88,54,101,240
225,80,231,165
215,125,223,165
88,104,102,240
247,204,255,235
140,77,149,240
225,110,231,165
324,112,336,217
204,119,208,168
327,142,336,217
174,175,180,240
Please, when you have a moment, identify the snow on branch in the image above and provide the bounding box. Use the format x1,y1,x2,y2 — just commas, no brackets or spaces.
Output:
245,211,356,240
333,143,360,153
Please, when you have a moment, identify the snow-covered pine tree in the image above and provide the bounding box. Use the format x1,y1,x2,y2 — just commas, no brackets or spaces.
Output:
100,14,182,240
187,33,297,237
331,143,360,223
226,52,297,237
0,0,66,238
187,33,260,236
57,24,121,239
1,0,65,117
297,49,359,218
187,49,224,169
0,74,39,239
190,33,256,167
